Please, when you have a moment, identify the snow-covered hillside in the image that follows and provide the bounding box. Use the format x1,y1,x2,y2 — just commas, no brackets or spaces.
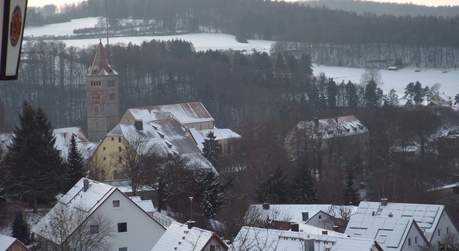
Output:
25,17,100,37
24,17,274,53
313,64,459,100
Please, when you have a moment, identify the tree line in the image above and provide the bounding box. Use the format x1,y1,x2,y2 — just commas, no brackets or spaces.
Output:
27,0,459,48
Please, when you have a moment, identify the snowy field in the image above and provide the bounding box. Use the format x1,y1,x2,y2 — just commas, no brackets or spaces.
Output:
25,17,274,53
313,64,459,99
60,34,274,53
25,17,100,37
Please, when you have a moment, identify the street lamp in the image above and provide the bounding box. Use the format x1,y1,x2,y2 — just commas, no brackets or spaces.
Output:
0,0,28,80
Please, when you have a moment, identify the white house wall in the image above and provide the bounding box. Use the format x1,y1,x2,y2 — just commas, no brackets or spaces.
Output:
401,223,428,251
91,190,165,251
430,211,459,249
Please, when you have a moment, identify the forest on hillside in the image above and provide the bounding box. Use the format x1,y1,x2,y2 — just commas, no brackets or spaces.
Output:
26,0,459,48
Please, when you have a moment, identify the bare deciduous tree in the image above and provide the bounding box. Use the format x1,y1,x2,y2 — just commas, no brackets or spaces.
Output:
36,204,113,251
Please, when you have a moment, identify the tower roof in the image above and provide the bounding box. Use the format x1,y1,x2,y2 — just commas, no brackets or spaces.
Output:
88,41,116,75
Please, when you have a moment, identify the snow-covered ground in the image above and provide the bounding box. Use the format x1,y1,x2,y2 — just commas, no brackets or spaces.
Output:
25,17,274,53
313,64,459,99
61,33,274,52
25,17,100,37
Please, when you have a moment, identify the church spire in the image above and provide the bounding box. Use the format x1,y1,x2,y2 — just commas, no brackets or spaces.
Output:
89,41,115,75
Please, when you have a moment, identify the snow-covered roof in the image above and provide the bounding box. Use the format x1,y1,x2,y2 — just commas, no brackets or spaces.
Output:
32,178,116,244
355,201,444,241
103,179,154,194
0,234,17,251
345,214,417,251
231,226,348,251
148,102,214,125
189,127,241,151
297,223,349,238
247,204,357,223
330,238,380,251
53,127,98,160
0,127,97,161
151,222,224,251
108,119,215,171
295,115,368,140
130,196,156,213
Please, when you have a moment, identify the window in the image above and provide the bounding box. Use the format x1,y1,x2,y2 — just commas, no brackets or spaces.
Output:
111,137,114,141
118,223,127,232
438,229,441,236
447,227,450,234
119,146,122,152
119,157,123,163
408,238,411,246
90,225,99,234
210,245,216,251
118,137,122,143
119,248,127,251
113,200,120,207
318,215,322,219
415,236,418,244
103,157,106,161
103,147,106,151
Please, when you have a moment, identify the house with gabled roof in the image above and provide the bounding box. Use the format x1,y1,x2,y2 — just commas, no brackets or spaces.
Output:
121,102,241,156
121,102,215,131
89,117,215,181
246,204,357,232
330,238,383,251
345,214,429,251
231,225,367,251
354,200,459,249
0,234,29,251
32,178,166,251
285,115,369,179
151,222,228,251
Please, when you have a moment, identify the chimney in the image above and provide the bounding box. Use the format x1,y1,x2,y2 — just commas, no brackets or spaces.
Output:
186,220,195,229
313,117,319,130
134,120,143,131
302,212,309,221
381,198,388,206
290,223,299,232
262,203,270,210
83,179,90,192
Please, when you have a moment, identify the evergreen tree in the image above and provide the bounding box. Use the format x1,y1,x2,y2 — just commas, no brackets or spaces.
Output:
327,79,338,108
343,167,359,206
364,79,378,108
291,166,318,203
197,171,227,219
2,104,66,208
202,132,221,167
66,134,85,190
12,211,30,245
256,168,289,204
455,94,459,105
346,81,359,108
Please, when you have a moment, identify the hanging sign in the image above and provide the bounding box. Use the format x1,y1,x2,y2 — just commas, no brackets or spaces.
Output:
0,0,27,80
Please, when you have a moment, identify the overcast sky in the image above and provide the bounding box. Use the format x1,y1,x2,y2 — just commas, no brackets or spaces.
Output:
28,0,459,7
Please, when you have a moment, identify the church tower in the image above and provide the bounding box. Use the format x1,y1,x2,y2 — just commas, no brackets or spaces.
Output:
86,42,120,141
